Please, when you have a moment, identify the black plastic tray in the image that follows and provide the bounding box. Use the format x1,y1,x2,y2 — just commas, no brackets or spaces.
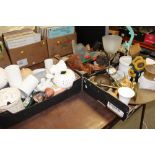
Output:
83,77,141,120
0,78,82,128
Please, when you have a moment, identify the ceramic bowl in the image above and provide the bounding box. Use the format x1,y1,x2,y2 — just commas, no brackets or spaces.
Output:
33,68,46,81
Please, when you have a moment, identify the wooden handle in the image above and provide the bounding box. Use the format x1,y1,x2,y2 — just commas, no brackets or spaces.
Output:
98,83,118,89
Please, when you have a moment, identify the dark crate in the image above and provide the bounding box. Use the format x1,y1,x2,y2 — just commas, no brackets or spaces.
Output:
0,78,82,128
83,77,141,120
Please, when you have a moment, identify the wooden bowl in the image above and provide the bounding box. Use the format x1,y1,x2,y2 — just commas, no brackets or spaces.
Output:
144,65,155,81
94,74,112,91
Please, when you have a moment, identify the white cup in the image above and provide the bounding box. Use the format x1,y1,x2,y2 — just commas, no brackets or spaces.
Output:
118,56,132,76
118,87,135,105
44,59,53,70
19,75,39,97
5,65,22,88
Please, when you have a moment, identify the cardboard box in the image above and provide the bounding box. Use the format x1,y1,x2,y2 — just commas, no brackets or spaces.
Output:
47,33,76,57
7,40,48,68
0,41,11,68
47,26,75,39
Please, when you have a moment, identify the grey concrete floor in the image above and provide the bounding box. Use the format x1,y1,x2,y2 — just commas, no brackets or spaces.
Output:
113,102,155,129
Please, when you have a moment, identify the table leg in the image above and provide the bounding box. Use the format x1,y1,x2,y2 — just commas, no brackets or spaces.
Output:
140,104,146,129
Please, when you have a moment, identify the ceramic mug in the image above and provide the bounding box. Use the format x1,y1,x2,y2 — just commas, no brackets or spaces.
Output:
118,87,135,105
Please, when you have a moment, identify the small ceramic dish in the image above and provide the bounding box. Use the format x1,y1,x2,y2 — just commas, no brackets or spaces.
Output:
33,68,46,81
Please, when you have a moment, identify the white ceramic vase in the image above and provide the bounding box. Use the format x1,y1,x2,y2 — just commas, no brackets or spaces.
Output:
5,65,22,88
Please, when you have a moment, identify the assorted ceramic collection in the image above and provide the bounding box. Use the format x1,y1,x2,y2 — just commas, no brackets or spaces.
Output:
1,34,155,113
89,35,155,105
0,59,76,113
95,54,155,105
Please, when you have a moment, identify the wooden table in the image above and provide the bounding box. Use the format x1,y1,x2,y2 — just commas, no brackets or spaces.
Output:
11,92,118,129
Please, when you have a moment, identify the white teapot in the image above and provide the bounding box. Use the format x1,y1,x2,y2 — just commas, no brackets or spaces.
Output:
53,69,76,89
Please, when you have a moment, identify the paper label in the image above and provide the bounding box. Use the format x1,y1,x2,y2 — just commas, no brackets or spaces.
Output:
48,26,74,39
107,101,124,118
17,58,28,67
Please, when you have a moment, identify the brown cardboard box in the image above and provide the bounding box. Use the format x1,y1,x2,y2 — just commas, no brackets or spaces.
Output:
47,33,76,57
0,42,11,68
7,40,48,68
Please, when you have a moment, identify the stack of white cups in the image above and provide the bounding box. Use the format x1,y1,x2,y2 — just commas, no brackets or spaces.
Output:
5,64,39,98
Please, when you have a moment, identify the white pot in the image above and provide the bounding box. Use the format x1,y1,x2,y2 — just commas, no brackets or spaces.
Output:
53,69,76,89
118,87,135,105
118,56,132,76
5,65,22,88
0,68,8,89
